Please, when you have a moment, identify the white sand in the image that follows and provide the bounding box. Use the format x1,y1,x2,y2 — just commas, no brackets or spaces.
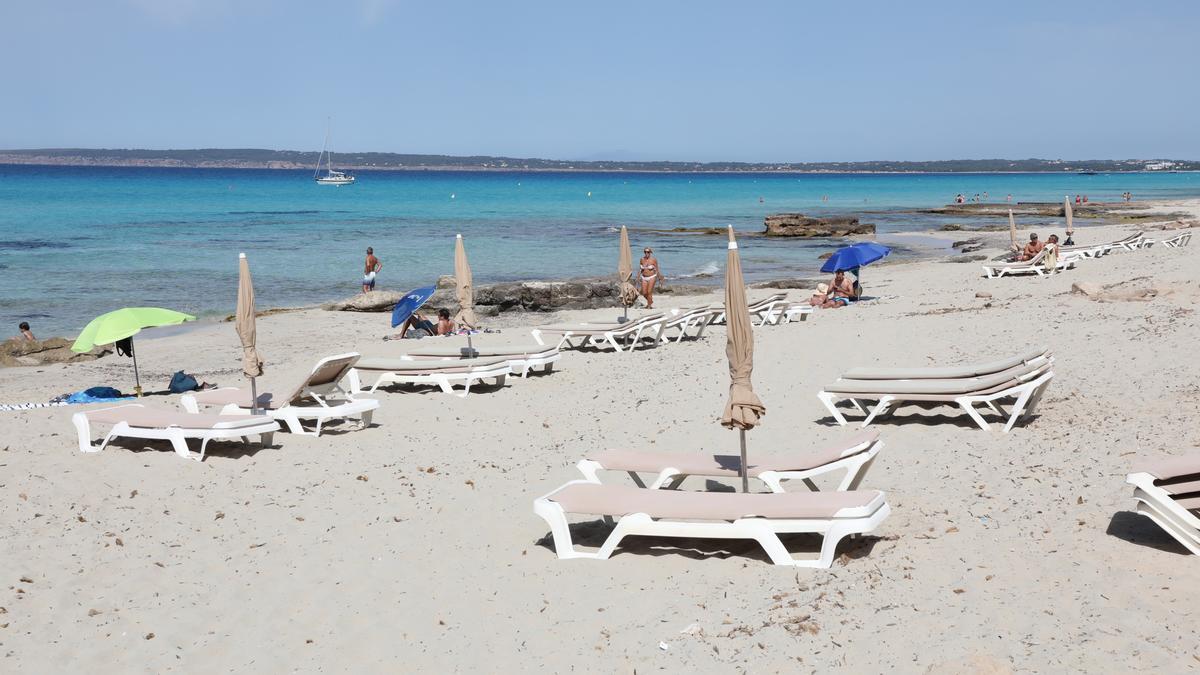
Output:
1,208,1198,672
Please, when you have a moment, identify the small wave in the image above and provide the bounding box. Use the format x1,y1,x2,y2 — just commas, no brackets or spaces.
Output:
603,226,620,233
227,210,321,215
0,240,62,250
676,261,721,278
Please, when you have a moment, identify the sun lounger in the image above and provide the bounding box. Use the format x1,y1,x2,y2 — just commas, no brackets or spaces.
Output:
181,352,379,436
73,403,279,461
660,306,721,343
1058,244,1110,264
817,360,1054,432
401,343,560,377
534,480,890,568
1147,231,1192,248
576,430,883,493
346,355,511,397
530,312,668,353
839,347,1050,381
1109,231,1148,251
709,294,789,325
981,248,1076,278
1126,454,1200,555
758,302,814,325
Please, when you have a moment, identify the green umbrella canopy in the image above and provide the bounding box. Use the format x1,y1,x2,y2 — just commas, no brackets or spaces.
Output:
71,307,196,353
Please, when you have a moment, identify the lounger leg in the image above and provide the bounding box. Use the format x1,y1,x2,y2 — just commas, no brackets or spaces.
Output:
180,395,200,414
1002,386,1036,433
531,330,546,346
280,413,311,436
533,501,585,559
956,398,992,431
360,410,373,429
841,453,877,491
816,522,860,569
260,432,275,447
752,527,797,566
167,430,193,460
594,516,644,560
860,396,894,427
847,398,867,415
73,413,98,453
651,473,686,490
759,474,785,493
817,392,849,426
495,374,507,387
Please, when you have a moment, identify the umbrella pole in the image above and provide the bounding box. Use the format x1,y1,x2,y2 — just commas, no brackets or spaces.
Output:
250,377,258,415
132,346,142,398
467,333,476,358
739,428,748,493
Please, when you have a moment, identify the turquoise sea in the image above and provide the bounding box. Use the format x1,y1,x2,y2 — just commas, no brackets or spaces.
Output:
1,165,1197,336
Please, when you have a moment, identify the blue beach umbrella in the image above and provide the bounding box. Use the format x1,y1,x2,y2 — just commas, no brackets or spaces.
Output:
820,242,891,274
390,286,437,328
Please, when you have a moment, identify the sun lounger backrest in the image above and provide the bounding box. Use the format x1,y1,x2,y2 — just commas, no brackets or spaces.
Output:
281,352,360,404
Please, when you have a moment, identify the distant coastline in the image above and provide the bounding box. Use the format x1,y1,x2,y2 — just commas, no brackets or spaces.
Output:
2,149,1197,174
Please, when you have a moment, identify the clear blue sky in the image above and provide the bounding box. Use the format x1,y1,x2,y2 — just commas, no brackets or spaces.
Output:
2,0,1196,162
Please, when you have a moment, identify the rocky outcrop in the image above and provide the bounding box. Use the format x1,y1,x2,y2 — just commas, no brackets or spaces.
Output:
1,337,111,368
764,214,875,237
324,277,708,315
322,290,407,312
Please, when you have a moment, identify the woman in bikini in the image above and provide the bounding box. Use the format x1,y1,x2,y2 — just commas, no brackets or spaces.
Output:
639,247,661,309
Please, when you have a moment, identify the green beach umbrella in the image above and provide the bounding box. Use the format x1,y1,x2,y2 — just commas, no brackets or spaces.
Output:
72,307,196,396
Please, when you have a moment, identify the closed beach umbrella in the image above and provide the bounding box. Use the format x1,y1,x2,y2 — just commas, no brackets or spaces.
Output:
1064,195,1074,237
454,234,477,330
1008,210,1018,252
453,234,479,356
236,253,265,414
617,225,637,320
71,307,195,396
720,226,765,492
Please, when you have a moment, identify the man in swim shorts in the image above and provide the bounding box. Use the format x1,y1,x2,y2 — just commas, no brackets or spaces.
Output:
820,271,856,309
363,247,382,293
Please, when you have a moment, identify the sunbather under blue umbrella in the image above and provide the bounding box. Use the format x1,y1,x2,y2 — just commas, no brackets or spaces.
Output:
390,285,437,328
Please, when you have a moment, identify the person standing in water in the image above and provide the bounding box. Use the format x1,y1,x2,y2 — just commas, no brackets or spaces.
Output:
362,247,382,293
639,247,661,309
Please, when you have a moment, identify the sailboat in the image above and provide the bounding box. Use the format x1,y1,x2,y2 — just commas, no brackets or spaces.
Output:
314,122,355,186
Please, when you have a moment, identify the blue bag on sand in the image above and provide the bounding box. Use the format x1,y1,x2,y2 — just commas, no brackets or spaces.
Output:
65,387,131,404
168,371,199,394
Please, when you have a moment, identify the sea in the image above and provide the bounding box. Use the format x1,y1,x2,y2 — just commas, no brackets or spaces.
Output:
1,164,1197,336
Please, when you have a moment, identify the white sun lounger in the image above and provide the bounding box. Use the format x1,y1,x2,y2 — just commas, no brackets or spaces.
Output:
401,343,560,377
1126,454,1200,555
576,430,883,493
530,312,668,353
758,302,814,325
1147,231,1192,248
347,355,511,397
982,248,1076,278
817,360,1054,432
1109,231,1148,251
534,480,890,568
660,306,721,343
182,353,379,436
73,403,280,461
709,294,789,326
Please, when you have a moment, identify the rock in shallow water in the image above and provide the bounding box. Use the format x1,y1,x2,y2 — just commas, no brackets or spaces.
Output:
763,213,876,237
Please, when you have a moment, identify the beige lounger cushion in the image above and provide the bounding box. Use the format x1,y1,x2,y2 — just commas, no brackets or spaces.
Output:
405,344,555,358
548,483,883,520
1135,454,1200,482
84,406,269,430
841,347,1049,381
591,430,879,476
827,366,1039,396
354,356,510,373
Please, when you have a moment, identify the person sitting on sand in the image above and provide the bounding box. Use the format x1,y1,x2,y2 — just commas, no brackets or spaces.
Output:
820,271,856,309
810,283,829,307
17,322,35,341
1019,233,1044,261
435,309,456,335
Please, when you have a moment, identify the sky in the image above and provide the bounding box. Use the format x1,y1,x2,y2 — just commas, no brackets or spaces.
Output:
1,0,1197,162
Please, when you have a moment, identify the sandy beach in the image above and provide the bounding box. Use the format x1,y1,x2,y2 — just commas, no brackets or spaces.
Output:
2,202,1198,672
